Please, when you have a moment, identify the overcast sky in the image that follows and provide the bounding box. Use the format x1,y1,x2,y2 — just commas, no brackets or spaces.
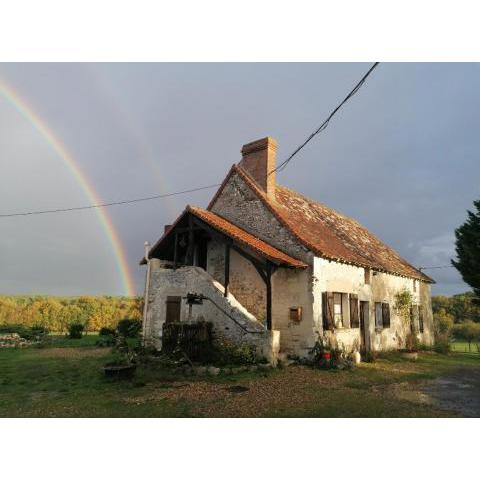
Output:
0,63,478,297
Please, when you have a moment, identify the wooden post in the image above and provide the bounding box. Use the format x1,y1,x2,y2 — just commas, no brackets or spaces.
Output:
224,242,230,297
187,214,194,265
173,232,178,269
266,262,273,330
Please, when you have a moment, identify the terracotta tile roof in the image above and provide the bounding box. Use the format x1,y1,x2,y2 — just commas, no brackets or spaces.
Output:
188,206,307,268
141,204,307,268
209,165,432,282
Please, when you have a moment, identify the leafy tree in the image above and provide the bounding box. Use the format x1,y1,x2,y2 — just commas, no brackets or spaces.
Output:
452,321,480,352
452,199,480,303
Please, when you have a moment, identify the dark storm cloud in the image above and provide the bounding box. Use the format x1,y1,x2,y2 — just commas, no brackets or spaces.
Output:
0,63,478,295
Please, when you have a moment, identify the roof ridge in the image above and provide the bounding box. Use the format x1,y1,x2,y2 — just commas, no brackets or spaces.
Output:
206,162,432,282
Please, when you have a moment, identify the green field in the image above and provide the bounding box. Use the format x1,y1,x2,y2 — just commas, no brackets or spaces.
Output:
0,336,479,417
451,341,480,354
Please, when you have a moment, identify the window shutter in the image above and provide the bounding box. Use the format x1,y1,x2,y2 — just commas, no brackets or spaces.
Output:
382,303,390,328
419,306,424,333
375,302,383,329
350,294,359,328
342,293,350,328
322,292,334,331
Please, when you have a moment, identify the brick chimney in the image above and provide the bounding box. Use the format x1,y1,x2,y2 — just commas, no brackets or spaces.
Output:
164,224,172,234
239,137,277,200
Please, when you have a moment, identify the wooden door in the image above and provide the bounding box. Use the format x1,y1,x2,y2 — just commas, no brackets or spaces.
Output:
165,296,181,323
360,301,369,353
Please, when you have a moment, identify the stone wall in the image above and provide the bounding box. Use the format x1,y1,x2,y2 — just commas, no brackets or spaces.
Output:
210,170,311,263
206,238,267,321
144,261,280,363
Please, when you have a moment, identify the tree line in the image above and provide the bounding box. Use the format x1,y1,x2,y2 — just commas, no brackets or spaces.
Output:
0,296,143,333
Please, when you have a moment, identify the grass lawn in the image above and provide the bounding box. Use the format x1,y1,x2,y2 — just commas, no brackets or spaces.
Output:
451,340,480,354
1,335,479,417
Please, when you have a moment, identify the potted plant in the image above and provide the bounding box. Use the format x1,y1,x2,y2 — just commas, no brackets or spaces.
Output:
103,351,137,379
103,335,137,379
401,331,419,360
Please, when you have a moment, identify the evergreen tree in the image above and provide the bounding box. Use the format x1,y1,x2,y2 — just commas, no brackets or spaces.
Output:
452,199,480,303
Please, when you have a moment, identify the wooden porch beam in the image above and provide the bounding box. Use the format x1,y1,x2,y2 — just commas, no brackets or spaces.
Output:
224,242,230,297
173,232,178,269
266,261,273,331
186,214,194,265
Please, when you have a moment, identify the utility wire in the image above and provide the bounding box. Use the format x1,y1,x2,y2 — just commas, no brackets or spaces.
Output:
270,62,380,175
0,184,221,218
1,63,379,219
418,265,455,271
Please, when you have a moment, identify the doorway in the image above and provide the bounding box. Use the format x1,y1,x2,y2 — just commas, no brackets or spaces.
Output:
360,301,369,353
165,296,181,323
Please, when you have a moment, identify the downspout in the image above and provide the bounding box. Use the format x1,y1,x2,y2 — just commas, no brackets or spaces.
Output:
142,241,151,344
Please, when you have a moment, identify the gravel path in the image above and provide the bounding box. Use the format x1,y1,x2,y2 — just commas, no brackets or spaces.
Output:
421,367,480,417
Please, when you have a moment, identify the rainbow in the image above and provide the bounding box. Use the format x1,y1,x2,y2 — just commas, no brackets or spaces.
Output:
0,77,136,296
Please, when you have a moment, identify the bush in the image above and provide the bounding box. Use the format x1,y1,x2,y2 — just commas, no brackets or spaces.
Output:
95,335,116,347
212,340,258,366
0,324,48,341
116,318,142,338
434,334,451,354
99,327,116,337
68,322,84,339
434,309,454,335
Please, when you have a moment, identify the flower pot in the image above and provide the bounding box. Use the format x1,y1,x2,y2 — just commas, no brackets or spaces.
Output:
103,364,137,380
400,351,418,361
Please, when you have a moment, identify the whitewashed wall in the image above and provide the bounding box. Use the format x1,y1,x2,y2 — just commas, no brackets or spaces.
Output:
144,261,280,363
312,257,433,352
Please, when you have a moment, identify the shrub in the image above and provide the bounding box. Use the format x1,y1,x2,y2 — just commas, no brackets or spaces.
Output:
96,335,116,347
99,327,116,337
434,309,454,335
0,324,48,341
116,318,142,338
434,334,451,354
212,340,258,366
68,322,84,339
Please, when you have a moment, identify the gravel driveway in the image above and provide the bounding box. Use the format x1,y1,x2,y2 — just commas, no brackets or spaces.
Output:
421,367,480,417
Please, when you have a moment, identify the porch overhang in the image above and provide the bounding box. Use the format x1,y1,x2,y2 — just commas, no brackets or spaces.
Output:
140,205,307,269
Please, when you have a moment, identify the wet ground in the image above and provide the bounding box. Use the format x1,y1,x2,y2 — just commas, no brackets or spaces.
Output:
421,367,480,417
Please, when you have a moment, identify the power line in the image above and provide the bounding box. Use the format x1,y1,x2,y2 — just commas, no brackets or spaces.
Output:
0,184,221,218
1,63,380,219
418,265,455,271
270,62,380,175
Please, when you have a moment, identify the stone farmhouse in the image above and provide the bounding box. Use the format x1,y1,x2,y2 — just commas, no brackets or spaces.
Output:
141,137,434,362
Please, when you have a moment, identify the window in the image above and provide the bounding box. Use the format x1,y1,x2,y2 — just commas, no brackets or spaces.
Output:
323,292,349,330
375,302,390,329
413,279,417,292
382,303,391,328
334,293,343,327
350,294,359,328
289,307,302,322
419,306,424,333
